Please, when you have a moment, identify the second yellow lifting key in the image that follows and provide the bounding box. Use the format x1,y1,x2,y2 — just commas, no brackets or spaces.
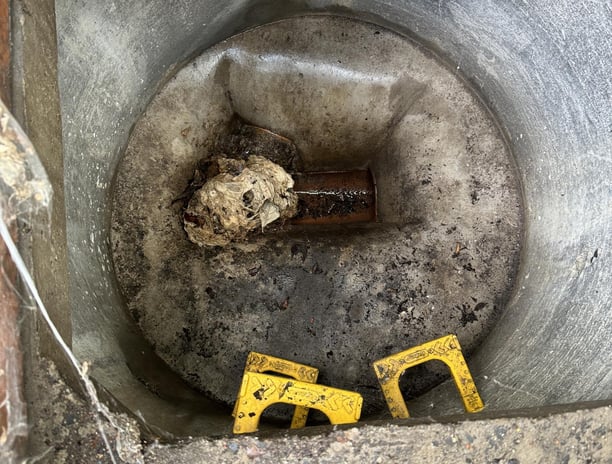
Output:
233,371,363,434
372,334,484,419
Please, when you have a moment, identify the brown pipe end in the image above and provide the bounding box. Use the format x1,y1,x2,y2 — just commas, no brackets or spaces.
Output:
291,169,377,225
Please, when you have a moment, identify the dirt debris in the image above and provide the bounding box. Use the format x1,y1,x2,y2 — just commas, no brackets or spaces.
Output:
145,407,612,464
26,359,143,464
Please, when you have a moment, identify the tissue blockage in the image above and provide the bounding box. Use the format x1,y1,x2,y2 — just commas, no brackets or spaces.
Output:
183,155,299,247
181,124,377,247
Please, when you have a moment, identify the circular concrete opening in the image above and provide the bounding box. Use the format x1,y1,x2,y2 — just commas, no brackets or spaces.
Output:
111,16,522,421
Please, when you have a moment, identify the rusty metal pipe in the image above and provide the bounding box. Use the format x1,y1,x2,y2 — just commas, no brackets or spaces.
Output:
291,170,377,225
233,124,378,225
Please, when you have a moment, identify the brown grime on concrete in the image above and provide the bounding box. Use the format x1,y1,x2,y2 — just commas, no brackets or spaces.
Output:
111,16,523,420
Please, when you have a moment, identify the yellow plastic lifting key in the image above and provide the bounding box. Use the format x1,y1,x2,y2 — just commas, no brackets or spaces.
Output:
232,352,319,429
372,334,484,418
233,371,363,434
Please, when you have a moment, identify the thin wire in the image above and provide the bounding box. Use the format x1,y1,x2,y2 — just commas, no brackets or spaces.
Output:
0,212,119,464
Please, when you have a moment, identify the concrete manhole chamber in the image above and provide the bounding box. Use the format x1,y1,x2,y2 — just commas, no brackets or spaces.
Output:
20,0,611,442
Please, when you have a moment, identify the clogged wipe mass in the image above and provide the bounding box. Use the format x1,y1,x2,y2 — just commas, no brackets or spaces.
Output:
183,155,298,247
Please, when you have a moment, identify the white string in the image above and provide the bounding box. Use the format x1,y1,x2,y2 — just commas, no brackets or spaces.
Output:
0,212,119,464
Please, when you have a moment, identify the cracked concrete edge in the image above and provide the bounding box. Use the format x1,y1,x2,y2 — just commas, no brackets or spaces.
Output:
145,405,612,463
